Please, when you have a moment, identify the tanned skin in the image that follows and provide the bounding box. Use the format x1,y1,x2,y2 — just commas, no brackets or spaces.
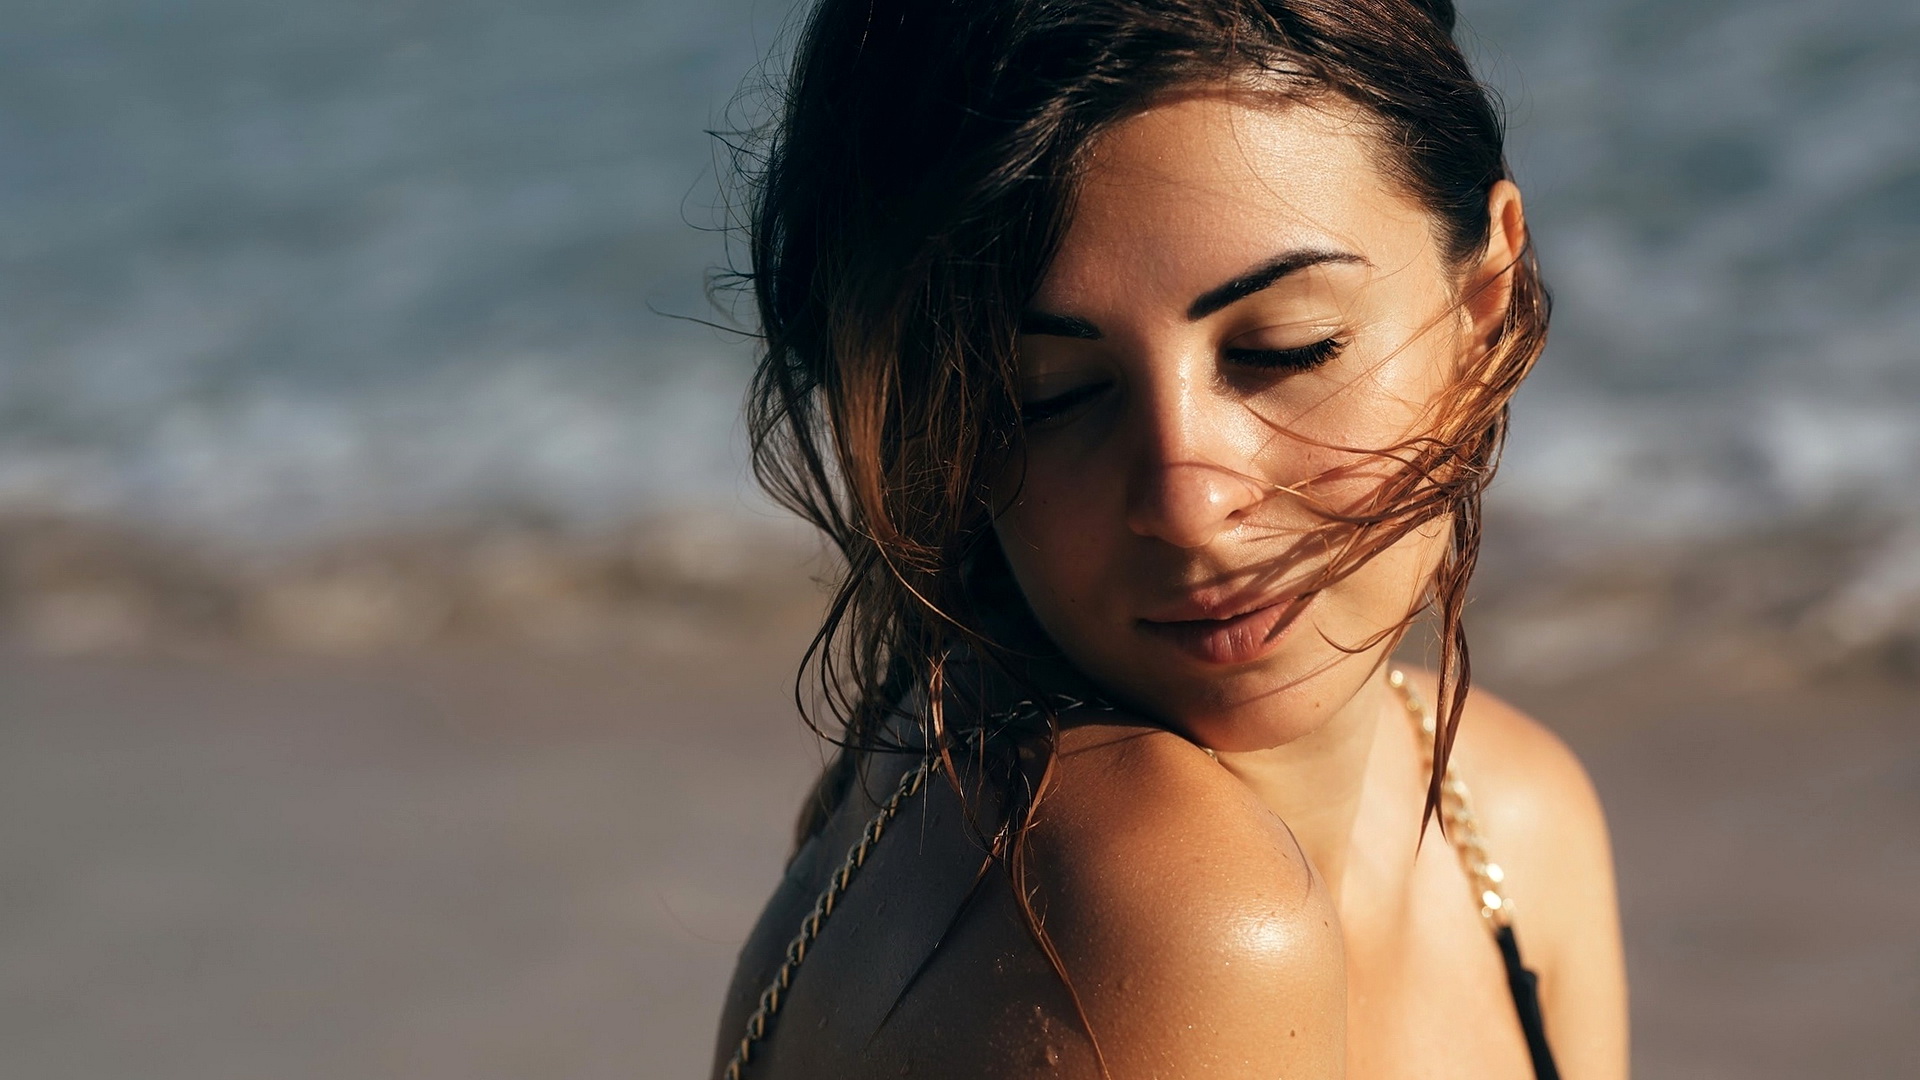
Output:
715,92,1627,1080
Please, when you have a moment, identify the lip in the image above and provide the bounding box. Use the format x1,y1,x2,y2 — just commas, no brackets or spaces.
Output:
1136,591,1315,666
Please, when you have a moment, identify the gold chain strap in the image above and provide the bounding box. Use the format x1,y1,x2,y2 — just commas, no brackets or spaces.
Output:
722,756,933,1080
721,694,1110,1079
1387,668,1514,928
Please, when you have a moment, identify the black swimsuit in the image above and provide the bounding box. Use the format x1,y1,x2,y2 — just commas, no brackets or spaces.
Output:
1499,923,1562,1079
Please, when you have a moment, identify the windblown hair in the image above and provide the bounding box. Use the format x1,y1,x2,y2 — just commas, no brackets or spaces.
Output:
734,0,1546,965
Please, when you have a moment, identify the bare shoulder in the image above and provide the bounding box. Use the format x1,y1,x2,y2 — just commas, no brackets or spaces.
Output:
1408,671,1613,914
1443,678,1610,854
1017,717,1346,1076
1408,671,1630,1078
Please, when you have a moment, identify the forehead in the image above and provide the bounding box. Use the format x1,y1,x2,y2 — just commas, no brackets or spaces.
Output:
1036,92,1435,308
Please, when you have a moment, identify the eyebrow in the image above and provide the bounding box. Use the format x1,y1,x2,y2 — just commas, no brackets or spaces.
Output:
1017,248,1371,339
1017,310,1103,339
1186,249,1370,321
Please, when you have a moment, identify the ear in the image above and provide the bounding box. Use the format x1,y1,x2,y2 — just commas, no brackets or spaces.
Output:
1461,179,1527,352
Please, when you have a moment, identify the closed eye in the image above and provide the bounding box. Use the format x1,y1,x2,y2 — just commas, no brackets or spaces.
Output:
1223,337,1345,372
1019,382,1109,426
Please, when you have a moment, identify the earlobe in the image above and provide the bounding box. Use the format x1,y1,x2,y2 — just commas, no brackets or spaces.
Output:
1466,180,1528,350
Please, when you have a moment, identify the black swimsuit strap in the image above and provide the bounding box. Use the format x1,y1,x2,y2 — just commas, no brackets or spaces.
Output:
1495,923,1562,1080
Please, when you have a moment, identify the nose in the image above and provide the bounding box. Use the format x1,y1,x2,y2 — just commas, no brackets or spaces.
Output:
1123,385,1268,549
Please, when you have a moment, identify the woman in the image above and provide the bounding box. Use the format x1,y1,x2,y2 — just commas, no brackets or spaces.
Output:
713,0,1628,1077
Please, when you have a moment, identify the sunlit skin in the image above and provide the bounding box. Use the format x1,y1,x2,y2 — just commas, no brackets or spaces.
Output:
996,91,1475,756
717,88,1626,1080
995,88,1512,913
986,91,1626,1076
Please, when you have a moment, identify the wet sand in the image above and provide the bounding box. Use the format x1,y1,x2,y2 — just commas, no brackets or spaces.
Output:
1,644,1914,1078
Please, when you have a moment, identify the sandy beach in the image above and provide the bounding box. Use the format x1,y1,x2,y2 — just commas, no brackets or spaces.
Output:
1,622,1914,1079
5,0,1915,1073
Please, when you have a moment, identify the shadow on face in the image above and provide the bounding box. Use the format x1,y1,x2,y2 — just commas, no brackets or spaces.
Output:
992,89,1522,750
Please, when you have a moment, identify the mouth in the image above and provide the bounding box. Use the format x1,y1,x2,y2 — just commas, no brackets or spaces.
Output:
1136,591,1316,666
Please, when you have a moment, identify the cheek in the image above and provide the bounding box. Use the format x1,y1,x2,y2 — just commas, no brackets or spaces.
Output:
998,463,1105,576
1317,513,1451,636
990,451,1114,603
1281,343,1462,507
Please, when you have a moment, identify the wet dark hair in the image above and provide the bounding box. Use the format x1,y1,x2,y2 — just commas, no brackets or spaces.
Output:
733,0,1546,1037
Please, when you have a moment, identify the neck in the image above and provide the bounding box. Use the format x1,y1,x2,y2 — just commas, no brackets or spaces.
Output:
1208,664,1396,903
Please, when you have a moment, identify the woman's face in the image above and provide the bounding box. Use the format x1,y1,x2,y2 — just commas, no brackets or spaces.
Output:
992,91,1517,752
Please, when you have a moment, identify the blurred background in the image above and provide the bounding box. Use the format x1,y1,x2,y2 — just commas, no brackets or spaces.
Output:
1,0,1914,1076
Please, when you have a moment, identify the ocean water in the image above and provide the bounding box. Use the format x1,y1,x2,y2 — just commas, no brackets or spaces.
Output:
1465,0,1920,544
1,0,1915,549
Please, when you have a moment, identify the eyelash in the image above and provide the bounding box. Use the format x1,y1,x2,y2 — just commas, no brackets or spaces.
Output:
1222,336,1346,372
1019,383,1106,426
1019,337,1345,426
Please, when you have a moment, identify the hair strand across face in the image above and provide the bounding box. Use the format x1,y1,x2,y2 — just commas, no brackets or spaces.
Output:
725,0,1547,1055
